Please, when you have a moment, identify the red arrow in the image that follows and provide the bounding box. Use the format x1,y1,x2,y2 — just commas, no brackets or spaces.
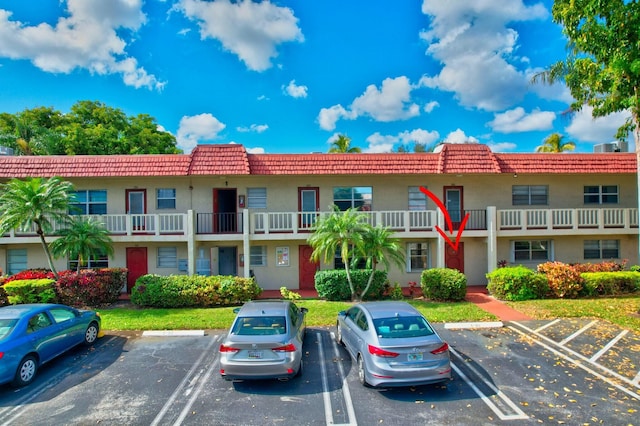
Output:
419,186,469,252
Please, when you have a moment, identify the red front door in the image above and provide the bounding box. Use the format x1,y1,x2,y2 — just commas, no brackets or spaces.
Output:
299,245,318,290
126,247,148,292
445,242,464,273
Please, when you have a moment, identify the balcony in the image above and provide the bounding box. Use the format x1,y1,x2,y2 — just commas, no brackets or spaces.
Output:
498,208,639,231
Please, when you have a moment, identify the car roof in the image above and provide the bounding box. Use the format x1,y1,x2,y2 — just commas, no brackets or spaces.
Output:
237,300,291,316
357,301,421,319
0,303,60,320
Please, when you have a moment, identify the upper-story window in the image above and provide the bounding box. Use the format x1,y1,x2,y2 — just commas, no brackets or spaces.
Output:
247,188,267,209
333,187,372,211
584,185,618,204
70,190,107,215
408,186,427,210
512,185,548,205
157,189,176,209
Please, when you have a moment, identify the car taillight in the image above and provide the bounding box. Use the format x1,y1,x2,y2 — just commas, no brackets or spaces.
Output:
431,342,449,355
0,352,3,360
219,344,240,353
273,344,296,352
368,345,399,358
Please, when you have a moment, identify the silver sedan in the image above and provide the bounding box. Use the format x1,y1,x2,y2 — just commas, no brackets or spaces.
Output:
336,301,451,387
219,300,307,381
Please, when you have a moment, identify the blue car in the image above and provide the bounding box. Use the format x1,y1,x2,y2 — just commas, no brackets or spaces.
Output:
0,303,102,387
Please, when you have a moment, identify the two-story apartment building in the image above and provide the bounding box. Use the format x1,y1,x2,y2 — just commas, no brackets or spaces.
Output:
0,143,637,292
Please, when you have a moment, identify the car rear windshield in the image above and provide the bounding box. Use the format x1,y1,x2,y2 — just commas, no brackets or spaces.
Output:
373,316,435,338
0,319,17,341
231,316,287,335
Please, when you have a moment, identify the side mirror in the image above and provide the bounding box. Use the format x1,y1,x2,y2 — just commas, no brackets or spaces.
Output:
337,310,346,316
300,307,309,314
233,307,241,314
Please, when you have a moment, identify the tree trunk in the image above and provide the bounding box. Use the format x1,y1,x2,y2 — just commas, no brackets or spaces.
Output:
36,226,58,279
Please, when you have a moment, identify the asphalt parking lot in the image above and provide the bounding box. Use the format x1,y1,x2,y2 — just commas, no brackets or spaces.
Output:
0,319,638,426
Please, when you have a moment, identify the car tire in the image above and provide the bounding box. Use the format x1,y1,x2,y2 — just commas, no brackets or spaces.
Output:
336,322,343,345
13,355,37,387
357,355,369,387
84,322,99,346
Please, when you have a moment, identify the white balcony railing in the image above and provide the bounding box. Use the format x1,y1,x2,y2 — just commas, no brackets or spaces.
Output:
498,208,638,231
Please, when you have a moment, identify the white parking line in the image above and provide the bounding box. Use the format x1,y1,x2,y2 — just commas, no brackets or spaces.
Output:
329,332,357,426
633,370,640,386
535,318,560,332
449,348,528,421
316,331,336,425
559,319,598,345
590,329,628,362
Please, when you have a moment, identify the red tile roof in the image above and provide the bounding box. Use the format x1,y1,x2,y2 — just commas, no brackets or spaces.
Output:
0,143,636,178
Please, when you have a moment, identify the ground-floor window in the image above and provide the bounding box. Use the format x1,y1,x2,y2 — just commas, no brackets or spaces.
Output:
334,246,367,270
407,242,430,272
584,239,620,259
68,250,109,270
157,246,178,268
512,240,552,262
7,248,27,275
250,246,267,266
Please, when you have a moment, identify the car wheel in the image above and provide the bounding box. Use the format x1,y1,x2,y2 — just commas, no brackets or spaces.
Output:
295,359,303,378
336,322,343,345
84,322,99,345
13,355,37,387
357,355,368,387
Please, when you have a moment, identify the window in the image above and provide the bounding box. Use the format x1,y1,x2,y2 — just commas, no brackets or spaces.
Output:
69,250,109,270
50,307,78,323
408,186,427,210
7,249,27,275
333,187,372,211
334,247,367,270
513,240,551,262
250,246,267,266
247,188,267,209
157,247,178,268
512,185,548,205
71,190,107,215
584,185,618,204
407,243,429,272
584,240,620,259
157,189,176,209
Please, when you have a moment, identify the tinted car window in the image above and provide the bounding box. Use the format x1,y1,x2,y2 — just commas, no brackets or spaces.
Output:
355,312,369,331
347,307,360,322
373,316,434,338
0,319,17,340
231,316,287,335
50,307,77,323
27,313,52,333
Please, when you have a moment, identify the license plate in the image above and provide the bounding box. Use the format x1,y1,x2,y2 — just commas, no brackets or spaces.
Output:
408,353,423,362
248,350,263,359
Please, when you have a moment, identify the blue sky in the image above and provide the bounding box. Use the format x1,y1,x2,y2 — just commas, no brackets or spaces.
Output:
0,0,632,154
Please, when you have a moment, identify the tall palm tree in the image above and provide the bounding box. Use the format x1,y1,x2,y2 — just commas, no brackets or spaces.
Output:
359,225,405,299
0,177,75,278
307,206,367,301
535,133,576,153
50,217,114,272
328,134,361,153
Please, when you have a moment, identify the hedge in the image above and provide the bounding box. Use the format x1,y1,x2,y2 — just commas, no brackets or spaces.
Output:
421,268,467,301
314,269,386,301
486,266,549,301
3,279,58,304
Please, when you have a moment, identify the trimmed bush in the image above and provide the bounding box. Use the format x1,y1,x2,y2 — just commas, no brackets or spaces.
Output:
421,268,467,301
580,271,640,296
131,274,262,308
314,269,386,301
537,262,583,298
56,268,127,307
0,276,8,307
4,279,58,304
486,266,549,301
572,260,626,273
4,269,54,283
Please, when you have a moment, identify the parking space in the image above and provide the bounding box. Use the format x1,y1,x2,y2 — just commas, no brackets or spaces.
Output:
0,320,638,425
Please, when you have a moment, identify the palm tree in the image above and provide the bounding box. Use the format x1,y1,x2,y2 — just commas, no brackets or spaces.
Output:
535,133,576,153
0,177,75,278
328,134,361,153
359,225,405,299
50,217,114,272
307,206,367,301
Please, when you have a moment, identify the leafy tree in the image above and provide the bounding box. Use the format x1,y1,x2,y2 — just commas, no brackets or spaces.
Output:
535,133,576,153
0,177,75,278
50,217,114,272
532,0,640,262
359,225,405,299
328,134,361,153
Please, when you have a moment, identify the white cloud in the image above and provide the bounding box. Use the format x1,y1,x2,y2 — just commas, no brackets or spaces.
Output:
444,129,479,144
0,0,163,90
177,113,226,153
424,101,439,113
486,141,517,152
318,76,419,130
565,106,631,144
488,107,556,133
526,68,573,103
362,128,440,153
419,0,548,111
364,133,397,153
284,80,308,98
237,124,269,133
179,0,303,72
246,146,265,154
398,129,440,145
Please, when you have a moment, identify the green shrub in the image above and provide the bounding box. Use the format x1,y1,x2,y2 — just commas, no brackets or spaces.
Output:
537,262,583,298
4,279,58,304
580,271,640,296
131,274,262,308
56,268,127,307
421,268,467,301
0,276,7,307
486,266,549,301
314,269,386,301
280,287,302,301
388,282,404,300
631,265,640,273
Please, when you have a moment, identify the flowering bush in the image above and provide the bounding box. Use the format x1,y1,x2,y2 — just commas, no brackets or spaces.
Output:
572,260,627,273
537,262,583,298
4,269,55,283
56,268,127,307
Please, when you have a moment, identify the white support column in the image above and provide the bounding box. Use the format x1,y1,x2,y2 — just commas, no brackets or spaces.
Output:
187,210,196,275
486,206,497,274
436,210,445,268
243,208,251,278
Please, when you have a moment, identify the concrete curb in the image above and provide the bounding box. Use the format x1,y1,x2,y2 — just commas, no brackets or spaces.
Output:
142,330,205,337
